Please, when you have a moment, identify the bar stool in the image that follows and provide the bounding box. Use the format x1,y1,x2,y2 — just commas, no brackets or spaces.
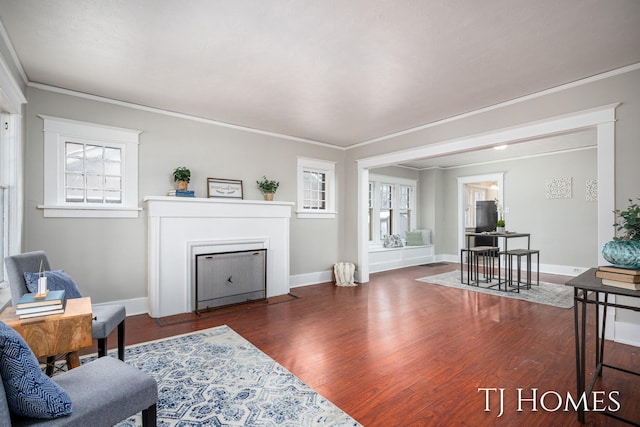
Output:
466,246,499,286
504,249,540,292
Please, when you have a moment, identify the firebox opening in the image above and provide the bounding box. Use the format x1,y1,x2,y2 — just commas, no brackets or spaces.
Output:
195,248,267,313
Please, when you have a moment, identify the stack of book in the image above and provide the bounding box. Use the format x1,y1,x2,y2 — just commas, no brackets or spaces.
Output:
595,266,640,290
167,190,195,197
15,290,67,319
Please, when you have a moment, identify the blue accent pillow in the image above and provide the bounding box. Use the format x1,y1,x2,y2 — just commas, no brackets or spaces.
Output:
23,270,83,299
0,322,73,419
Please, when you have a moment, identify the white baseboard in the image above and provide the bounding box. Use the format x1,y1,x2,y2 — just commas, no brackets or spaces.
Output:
289,270,333,288
93,297,148,317
613,321,640,347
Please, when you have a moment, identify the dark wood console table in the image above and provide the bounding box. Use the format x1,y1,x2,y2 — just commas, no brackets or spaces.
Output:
565,269,640,426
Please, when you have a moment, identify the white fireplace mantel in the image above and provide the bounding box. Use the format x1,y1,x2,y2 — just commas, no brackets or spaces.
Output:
144,196,293,318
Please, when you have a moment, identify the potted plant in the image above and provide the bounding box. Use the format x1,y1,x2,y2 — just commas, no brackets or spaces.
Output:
602,198,640,268
495,198,505,233
256,176,279,201
172,167,191,190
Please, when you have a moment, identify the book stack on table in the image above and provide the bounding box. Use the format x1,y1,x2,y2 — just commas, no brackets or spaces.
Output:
595,266,640,290
15,290,67,319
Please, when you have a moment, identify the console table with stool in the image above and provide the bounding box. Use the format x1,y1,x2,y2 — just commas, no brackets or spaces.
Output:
566,269,640,426
463,232,538,292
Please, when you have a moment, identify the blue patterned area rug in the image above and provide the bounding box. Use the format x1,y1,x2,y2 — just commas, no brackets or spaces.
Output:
417,270,573,308
83,325,361,426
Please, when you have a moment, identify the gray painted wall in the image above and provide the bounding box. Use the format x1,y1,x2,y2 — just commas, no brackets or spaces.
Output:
441,148,598,267
23,87,343,303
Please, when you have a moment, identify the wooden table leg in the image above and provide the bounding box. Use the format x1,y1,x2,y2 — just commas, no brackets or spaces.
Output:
66,352,81,369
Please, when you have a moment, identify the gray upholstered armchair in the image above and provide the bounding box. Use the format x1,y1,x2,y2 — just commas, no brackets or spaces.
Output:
4,251,126,364
0,324,157,426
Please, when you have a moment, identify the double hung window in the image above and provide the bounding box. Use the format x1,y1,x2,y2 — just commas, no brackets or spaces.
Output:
368,174,417,244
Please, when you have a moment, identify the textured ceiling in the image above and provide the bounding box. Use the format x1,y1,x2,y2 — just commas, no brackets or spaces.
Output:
1,0,640,149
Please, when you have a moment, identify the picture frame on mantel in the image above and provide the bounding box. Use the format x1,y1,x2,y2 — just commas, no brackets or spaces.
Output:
207,178,244,199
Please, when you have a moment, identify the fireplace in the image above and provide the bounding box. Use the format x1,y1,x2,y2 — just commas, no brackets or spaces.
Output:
145,196,293,318
195,249,267,312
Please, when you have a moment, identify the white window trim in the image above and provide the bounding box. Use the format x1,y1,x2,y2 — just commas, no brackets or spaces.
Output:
38,115,142,218
296,157,337,219
369,174,417,245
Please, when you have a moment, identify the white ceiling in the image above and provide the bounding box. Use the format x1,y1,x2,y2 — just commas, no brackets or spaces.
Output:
1,0,639,154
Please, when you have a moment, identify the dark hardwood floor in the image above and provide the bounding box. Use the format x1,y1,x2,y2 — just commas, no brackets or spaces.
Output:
89,262,639,426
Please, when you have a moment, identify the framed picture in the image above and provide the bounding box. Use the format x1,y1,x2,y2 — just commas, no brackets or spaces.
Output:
207,178,244,199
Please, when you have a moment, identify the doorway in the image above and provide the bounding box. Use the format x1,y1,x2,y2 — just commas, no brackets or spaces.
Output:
457,173,504,253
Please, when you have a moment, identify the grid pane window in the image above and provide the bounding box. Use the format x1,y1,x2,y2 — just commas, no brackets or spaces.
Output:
303,170,326,210
397,185,411,237
64,142,122,204
379,184,393,239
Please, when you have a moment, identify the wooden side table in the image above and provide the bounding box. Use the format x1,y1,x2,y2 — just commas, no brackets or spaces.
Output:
0,297,93,369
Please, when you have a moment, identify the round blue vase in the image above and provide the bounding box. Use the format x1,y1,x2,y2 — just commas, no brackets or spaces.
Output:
602,240,640,269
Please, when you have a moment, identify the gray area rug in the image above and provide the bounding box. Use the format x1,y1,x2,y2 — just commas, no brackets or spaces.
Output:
82,325,361,426
416,270,573,308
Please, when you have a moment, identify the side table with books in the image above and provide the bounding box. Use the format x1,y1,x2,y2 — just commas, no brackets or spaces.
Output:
0,296,93,370
594,265,640,290
14,289,67,319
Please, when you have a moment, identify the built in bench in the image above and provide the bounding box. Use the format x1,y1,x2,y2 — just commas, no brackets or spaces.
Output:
368,229,435,273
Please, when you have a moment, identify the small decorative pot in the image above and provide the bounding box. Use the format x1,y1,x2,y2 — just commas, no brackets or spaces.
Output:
263,192,274,201
177,180,189,191
496,226,505,233
602,240,640,269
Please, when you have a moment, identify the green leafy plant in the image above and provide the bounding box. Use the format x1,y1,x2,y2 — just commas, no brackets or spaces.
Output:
613,198,640,241
256,176,279,193
496,219,505,228
172,167,191,183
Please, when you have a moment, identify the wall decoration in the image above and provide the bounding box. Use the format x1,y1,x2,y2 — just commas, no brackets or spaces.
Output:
585,179,598,202
207,178,244,199
546,177,572,199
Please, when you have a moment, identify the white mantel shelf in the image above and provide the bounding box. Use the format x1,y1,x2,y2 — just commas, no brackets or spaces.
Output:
145,196,293,318
144,196,294,216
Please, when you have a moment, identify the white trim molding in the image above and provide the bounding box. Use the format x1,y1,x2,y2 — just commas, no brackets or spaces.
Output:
37,115,142,218
296,157,338,219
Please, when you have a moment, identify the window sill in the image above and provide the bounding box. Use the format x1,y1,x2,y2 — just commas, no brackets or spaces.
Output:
296,210,337,219
37,204,142,218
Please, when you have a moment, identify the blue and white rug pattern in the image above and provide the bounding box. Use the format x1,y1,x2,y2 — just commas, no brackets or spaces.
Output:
89,326,360,426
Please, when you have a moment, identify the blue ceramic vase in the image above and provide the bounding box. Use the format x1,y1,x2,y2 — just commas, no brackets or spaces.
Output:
601,240,640,269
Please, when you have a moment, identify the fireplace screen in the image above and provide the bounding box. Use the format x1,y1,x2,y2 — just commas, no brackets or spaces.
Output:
195,249,267,313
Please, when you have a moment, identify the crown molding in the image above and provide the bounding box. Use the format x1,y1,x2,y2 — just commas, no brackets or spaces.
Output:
27,81,344,150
